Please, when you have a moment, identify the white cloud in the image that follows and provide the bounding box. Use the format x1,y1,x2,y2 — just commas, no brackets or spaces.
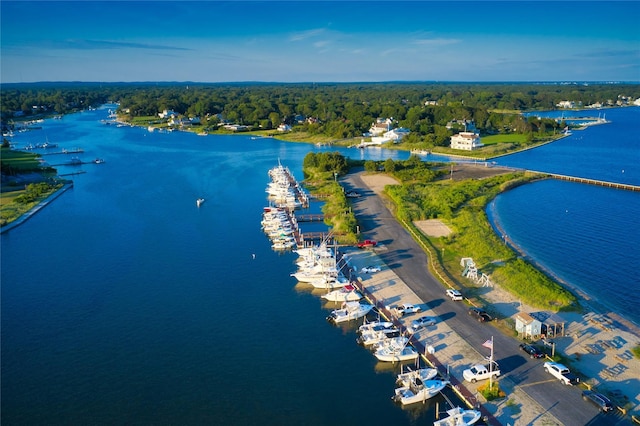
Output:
289,29,325,42
413,38,461,46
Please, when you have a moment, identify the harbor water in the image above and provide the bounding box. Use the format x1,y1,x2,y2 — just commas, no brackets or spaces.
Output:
1,106,450,425
1,105,638,424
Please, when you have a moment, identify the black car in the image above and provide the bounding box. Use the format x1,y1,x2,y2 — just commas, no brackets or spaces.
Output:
468,307,492,322
519,343,545,359
582,390,614,412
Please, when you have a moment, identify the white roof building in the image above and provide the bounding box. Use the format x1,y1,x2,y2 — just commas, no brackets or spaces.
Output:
450,132,483,151
158,109,177,118
384,127,410,142
556,101,575,109
369,118,393,136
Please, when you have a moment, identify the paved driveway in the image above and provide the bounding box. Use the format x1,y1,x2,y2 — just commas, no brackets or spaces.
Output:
342,170,630,426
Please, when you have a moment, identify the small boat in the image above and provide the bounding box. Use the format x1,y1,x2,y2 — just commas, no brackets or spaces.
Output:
310,273,350,289
392,378,449,406
370,336,409,351
373,344,418,362
357,327,401,346
358,320,395,334
326,301,374,324
433,406,482,426
322,284,363,302
396,367,439,387
196,198,205,207
272,239,296,250
94,158,105,164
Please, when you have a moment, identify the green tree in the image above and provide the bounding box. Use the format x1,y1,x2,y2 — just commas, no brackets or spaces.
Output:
384,158,396,173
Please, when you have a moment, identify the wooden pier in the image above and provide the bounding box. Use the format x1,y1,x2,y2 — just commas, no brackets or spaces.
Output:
295,214,325,223
530,170,640,192
39,149,85,156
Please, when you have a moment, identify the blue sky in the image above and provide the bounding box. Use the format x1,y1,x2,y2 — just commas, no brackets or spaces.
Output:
2,1,639,83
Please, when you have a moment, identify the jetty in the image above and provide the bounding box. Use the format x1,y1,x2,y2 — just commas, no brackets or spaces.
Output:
38,148,85,156
531,170,640,192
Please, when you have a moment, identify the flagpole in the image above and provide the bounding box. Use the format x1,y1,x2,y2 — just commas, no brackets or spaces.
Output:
489,336,494,389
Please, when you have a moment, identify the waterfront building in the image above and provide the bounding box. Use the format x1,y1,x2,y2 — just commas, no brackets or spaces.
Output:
450,131,483,150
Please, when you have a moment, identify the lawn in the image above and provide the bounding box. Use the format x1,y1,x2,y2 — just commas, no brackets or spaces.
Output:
480,133,529,146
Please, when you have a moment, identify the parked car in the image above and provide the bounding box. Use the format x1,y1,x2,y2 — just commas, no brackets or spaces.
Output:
360,265,381,273
446,289,463,301
411,316,437,331
543,361,580,385
582,390,614,412
468,307,492,322
345,191,361,198
519,343,545,359
357,239,377,249
463,361,501,383
394,303,422,316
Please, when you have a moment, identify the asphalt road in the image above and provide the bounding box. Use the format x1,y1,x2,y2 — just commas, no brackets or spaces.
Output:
343,171,629,426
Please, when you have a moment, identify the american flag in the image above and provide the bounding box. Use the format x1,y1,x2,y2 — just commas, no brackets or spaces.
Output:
482,339,493,349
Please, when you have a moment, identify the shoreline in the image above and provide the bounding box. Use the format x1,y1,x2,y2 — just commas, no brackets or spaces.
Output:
486,194,640,338
0,183,73,234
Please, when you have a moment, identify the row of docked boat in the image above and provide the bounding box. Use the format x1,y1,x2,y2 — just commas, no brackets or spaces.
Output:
261,163,311,250
262,206,297,250
266,162,309,210
268,164,481,424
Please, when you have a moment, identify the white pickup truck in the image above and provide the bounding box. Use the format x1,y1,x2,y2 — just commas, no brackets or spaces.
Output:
463,362,501,383
543,361,580,385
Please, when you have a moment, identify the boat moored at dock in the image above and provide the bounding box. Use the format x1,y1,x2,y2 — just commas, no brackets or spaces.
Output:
326,301,374,324
392,378,449,406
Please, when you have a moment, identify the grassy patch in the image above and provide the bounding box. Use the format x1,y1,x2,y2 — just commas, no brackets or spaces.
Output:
478,381,506,401
480,133,529,146
1,181,65,226
1,148,44,173
384,172,579,311
632,346,640,360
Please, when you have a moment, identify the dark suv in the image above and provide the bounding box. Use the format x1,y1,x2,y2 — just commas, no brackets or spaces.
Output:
582,390,613,412
519,343,545,359
468,307,492,322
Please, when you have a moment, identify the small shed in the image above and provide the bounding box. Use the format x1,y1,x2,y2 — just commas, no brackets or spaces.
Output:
530,311,566,338
515,312,542,339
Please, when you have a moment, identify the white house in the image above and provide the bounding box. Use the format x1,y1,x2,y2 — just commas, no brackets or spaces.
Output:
277,123,292,132
450,132,483,150
223,124,248,131
556,101,575,109
384,127,410,143
158,109,177,118
369,118,393,136
515,312,542,339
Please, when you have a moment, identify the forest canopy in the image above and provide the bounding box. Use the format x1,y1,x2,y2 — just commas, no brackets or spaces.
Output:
3,81,638,145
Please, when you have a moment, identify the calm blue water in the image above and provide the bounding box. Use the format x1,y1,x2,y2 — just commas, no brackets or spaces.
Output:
507,107,639,185
1,107,459,425
491,106,640,325
2,105,638,424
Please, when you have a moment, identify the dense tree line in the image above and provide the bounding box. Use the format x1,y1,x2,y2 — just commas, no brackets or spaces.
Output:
2,82,638,144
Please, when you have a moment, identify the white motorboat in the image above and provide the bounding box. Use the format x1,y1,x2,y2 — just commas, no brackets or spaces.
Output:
357,327,401,346
310,273,350,289
358,320,395,334
396,367,439,387
433,406,482,426
322,284,363,302
370,336,409,351
392,379,449,406
326,301,374,324
196,198,205,207
373,344,418,362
